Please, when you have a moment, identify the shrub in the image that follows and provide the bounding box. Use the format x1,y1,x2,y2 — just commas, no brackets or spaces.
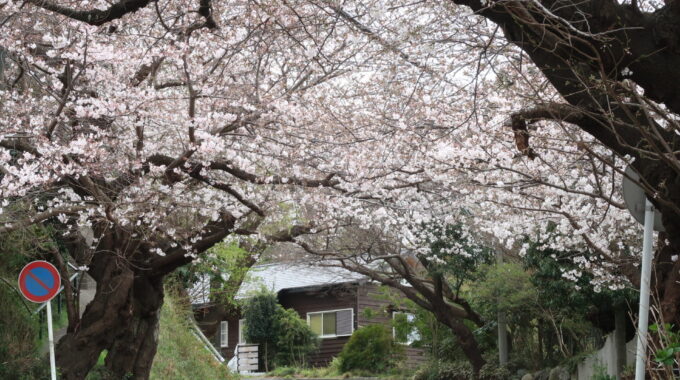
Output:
413,361,473,380
243,290,282,371
337,324,403,373
274,308,319,367
413,360,512,380
243,290,319,370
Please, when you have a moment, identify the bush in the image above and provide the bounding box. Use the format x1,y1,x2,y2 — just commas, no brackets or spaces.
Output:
337,324,403,373
243,290,282,371
274,308,319,367
412,360,512,380
243,290,319,370
413,361,473,380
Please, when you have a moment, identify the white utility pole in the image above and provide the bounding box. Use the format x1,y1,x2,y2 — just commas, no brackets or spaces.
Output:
634,199,655,380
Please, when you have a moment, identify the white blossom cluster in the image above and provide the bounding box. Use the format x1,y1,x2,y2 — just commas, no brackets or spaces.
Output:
0,0,655,287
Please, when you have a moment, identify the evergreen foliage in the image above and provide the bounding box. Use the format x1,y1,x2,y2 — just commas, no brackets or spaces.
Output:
337,324,403,373
274,308,319,367
243,289,319,370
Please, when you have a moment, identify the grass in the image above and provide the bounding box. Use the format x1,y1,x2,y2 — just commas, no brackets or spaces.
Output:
149,289,237,380
85,289,237,380
36,299,70,352
0,282,42,379
264,357,417,379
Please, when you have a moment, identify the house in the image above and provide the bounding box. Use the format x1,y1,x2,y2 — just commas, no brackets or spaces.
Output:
192,261,426,368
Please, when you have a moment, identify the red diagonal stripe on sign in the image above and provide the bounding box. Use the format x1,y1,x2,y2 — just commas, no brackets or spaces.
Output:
27,270,53,292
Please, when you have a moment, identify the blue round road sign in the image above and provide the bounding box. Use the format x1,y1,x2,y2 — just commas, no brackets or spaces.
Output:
18,261,61,303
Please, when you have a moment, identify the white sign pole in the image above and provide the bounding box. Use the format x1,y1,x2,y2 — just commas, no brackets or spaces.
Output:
46,300,57,380
634,199,655,380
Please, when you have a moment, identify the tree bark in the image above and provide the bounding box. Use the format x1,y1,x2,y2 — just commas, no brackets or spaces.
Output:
438,310,486,375
54,212,236,379
55,249,165,380
103,274,164,379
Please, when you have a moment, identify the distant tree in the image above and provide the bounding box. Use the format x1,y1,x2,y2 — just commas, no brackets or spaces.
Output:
243,290,281,372
243,289,318,370
274,308,319,368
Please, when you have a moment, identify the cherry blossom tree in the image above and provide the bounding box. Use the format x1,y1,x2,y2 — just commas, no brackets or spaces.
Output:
1,0,679,378
0,1,360,378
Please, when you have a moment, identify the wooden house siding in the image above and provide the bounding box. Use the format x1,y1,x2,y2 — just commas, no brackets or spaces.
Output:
193,308,240,361
194,280,426,369
217,316,241,360
278,283,358,366
356,283,427,366
357,283,393,327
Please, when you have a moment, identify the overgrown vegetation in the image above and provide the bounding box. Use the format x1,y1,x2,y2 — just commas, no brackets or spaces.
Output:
149,288,236,380
413,360,511,380
243,289,319,371
0,282,50,380
0,226,56,380
337,324,403,374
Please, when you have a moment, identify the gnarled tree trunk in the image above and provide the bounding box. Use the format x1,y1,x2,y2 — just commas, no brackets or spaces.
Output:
55,211,237,379
55,250,165,380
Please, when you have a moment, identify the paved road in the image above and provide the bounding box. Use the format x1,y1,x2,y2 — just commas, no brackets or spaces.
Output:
41,274,96,354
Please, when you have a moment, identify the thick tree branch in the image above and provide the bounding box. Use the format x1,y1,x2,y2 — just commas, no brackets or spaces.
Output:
0,205,90,234
149,211,237,276
25,0,153,26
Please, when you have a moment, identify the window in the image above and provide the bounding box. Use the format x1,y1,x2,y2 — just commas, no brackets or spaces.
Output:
238,319,246,344
392,312,420,345
220,321,228,347
307,309,353,338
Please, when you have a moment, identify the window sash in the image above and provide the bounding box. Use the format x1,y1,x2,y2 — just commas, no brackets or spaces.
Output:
238,319,246,344
220,321,228,347
323,312,336,335
307,308,353,339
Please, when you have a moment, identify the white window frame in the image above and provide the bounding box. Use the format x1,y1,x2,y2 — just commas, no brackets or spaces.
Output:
220,320,228,348
238,319,246,344
392,311,418,345
306,308,354,339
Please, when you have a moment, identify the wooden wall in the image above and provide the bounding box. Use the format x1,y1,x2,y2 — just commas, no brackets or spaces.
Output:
278,283,358,367
193,306,241,361
194,281,426,369
356,283,427,366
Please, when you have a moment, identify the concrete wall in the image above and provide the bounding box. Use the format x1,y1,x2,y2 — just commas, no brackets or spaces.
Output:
573,331,636,380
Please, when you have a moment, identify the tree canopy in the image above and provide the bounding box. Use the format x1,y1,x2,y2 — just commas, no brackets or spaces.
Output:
1,0,679,378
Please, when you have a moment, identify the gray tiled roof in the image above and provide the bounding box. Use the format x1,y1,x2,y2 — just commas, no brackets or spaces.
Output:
235,261,366,299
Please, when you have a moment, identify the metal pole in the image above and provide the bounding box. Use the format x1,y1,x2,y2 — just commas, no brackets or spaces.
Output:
496,250,508,365
498,311,508,365
634,199,655,380
46,300,57,380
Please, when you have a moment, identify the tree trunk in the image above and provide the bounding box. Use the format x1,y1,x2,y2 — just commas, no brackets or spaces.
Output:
439,311,486,376
55,252,165,380
104,274,164,379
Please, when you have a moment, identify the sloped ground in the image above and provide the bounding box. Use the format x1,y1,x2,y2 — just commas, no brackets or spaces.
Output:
149,290,237,380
